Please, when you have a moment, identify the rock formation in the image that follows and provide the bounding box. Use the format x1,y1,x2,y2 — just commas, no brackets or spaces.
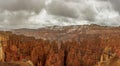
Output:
96,47,120,66
0,25,120,66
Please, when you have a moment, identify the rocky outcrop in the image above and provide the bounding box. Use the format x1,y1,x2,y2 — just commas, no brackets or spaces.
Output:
0,62,20,66
0,25,120,66
96,47,120,66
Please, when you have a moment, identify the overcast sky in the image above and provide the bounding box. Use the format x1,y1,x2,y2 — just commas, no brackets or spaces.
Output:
0,0,120,29
109,0,120,12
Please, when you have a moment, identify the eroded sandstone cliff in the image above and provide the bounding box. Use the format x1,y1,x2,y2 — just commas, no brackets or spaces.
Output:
0,25,120,66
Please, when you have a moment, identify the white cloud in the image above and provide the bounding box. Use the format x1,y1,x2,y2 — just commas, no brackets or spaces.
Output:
0,0,120,29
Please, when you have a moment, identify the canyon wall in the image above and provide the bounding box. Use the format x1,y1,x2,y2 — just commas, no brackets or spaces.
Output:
0,25,120,66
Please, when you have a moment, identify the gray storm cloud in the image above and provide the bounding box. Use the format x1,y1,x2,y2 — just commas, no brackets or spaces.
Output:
0,0,120,29
46,0,96,21
0,0,45,12
109,0,120,13
0,0,45,29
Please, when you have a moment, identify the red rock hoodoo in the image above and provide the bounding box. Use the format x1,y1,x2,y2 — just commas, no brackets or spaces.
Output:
0,25,120,66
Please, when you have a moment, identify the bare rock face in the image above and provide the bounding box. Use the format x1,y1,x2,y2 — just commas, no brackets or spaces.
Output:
0,62,20,66
0,25,120,66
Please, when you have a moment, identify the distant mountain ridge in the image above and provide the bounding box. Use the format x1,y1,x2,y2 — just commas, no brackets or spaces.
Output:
11,24,120,40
